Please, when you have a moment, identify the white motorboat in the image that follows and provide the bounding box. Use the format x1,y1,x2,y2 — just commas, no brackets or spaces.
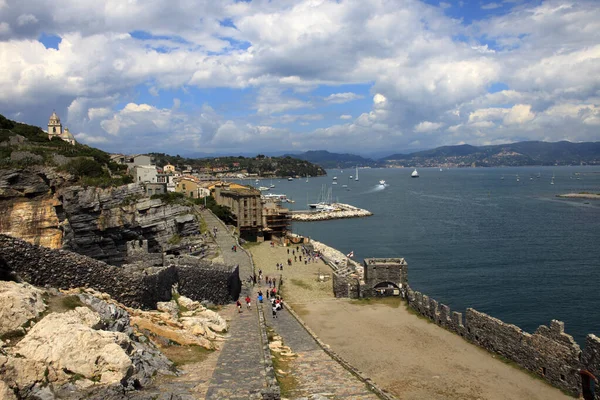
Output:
379,180,386,186
258,186,270,191
288,177,293,181
411,168,419,178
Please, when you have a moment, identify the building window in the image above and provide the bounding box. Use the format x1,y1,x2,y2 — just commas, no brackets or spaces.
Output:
182,184,186,190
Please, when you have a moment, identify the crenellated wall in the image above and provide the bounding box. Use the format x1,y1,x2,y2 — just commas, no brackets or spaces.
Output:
0,234,238,309
406,286,599,398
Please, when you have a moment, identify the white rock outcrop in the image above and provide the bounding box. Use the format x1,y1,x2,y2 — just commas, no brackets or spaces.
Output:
0,281,47,336
14,307,132,384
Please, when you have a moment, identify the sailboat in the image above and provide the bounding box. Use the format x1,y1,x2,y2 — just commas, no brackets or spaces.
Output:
305,175,309,183
551,174,555,185
411,168,419,178
501,175,504,180
516,174,520,182
355,166,359,181
270,179,275,188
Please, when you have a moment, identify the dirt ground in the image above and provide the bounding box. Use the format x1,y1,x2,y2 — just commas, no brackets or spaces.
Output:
249,241,572,400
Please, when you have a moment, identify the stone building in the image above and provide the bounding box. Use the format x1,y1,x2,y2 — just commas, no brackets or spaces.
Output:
47,111,76,145
262,202,291,240
144,182,167,196
213,184,262,240
362,258,408,297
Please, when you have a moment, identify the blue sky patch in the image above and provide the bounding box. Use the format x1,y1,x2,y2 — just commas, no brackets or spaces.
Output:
38,33,62,50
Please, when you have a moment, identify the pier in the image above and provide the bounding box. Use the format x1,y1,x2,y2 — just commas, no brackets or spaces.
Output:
291,202,373,221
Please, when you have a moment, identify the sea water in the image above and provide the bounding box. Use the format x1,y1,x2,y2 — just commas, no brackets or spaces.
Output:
256,166,600,345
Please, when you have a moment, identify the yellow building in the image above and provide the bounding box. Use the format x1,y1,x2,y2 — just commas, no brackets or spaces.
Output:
163,163,176,174
175,176,210,198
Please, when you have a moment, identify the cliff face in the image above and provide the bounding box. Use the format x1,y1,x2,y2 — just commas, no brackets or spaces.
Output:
0,169,200,266
0,169,66,249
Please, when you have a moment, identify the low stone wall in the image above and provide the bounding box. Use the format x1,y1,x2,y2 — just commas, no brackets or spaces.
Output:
0,234,236,309
407,285,600,398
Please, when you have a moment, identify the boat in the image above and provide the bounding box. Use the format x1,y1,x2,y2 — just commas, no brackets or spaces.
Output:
349,175,353,179
516,174,520,182
262,193,287,202
501,175,504,180
342,184,348,188
333,177,337,180
270,179,275,188
355,166,359,181
551,174,555,185
332,181,337,185
439,168,443,172
288,177,293,181
258,186,270,191
411,168,419,178
379,180,386,186
305,176,309,183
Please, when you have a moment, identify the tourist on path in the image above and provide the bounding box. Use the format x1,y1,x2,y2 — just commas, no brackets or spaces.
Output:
272,302,278,318
236,299,242,313
245,296,251,309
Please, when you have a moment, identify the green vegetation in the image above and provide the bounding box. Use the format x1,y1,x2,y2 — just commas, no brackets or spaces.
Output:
266,327,300,397
193,196,234,224
0,113,132,187
290,278,311,290
61,295,84,310
350,296,403,308
151,191,186,204
161,344,213,367
167,234,182,245
150,152,327,178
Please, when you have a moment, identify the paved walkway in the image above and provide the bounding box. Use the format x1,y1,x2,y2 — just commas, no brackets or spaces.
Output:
262,296,380,399
200,210,267,399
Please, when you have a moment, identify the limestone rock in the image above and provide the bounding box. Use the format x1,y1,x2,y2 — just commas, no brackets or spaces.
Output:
157,300,179,317
0,281,47,336
0,379,17,400
14,307,132,384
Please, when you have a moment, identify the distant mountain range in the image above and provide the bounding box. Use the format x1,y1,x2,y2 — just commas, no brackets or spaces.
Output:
287,141,600,168
283,150,383,169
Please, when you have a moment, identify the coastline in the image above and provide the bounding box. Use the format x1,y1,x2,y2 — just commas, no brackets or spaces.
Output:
556,193,600,200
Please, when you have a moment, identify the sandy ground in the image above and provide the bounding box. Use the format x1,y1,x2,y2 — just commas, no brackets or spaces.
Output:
249,241,572,400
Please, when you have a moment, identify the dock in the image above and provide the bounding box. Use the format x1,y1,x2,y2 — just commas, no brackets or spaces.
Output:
291,203,373,221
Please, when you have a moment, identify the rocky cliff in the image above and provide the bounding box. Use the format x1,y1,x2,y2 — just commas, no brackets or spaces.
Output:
0,168,200,266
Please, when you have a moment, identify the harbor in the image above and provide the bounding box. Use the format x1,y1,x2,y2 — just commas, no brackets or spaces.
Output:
291,202,373,221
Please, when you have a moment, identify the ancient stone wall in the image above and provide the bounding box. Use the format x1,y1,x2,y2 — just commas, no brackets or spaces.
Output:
407,285,599,398
332,274,359,298
0,235,236,309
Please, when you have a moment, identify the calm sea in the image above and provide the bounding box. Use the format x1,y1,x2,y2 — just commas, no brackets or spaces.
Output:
249,167,600,345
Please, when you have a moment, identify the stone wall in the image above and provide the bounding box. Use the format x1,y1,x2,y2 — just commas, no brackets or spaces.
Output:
332,273,359,298
407,285,599,398
0,234,237,309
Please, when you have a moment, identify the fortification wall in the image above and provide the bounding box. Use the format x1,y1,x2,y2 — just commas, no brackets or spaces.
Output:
332,274,359,298
0,234,236,308
407,285,598,398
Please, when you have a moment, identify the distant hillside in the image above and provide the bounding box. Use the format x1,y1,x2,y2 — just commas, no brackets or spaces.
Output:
382,141,600,167
284,150,382,169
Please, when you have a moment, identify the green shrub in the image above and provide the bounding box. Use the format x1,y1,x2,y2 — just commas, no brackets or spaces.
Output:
64,158,105,178
151,192,186,204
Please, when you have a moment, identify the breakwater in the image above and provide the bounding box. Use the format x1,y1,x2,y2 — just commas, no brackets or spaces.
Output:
406,286,600,398
291,203,372,221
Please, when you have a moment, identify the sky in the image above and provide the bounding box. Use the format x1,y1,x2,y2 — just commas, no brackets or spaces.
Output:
0,0,599,157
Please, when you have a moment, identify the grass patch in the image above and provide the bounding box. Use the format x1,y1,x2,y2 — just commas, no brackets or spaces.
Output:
266,327,301,398
161,344,213,367
290,278,311,290
350,296,403,309
167,234,182,245
199,217,208,234
61,295,85,310
241,241,261,249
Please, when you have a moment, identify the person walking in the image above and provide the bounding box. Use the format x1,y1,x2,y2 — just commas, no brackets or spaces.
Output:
272,302,278,318
245,295,251,309
236,299,242,313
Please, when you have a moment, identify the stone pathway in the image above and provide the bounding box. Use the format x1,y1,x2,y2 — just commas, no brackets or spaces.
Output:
200,209,267,399
262,301,380,399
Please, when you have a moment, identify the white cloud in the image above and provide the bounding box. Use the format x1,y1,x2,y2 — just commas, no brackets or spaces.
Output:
440,2,451,9
503,104,535,125
324,92,364,104
16,14,38,26
0,0,599,154
414,121,444,132
481,3,502,10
